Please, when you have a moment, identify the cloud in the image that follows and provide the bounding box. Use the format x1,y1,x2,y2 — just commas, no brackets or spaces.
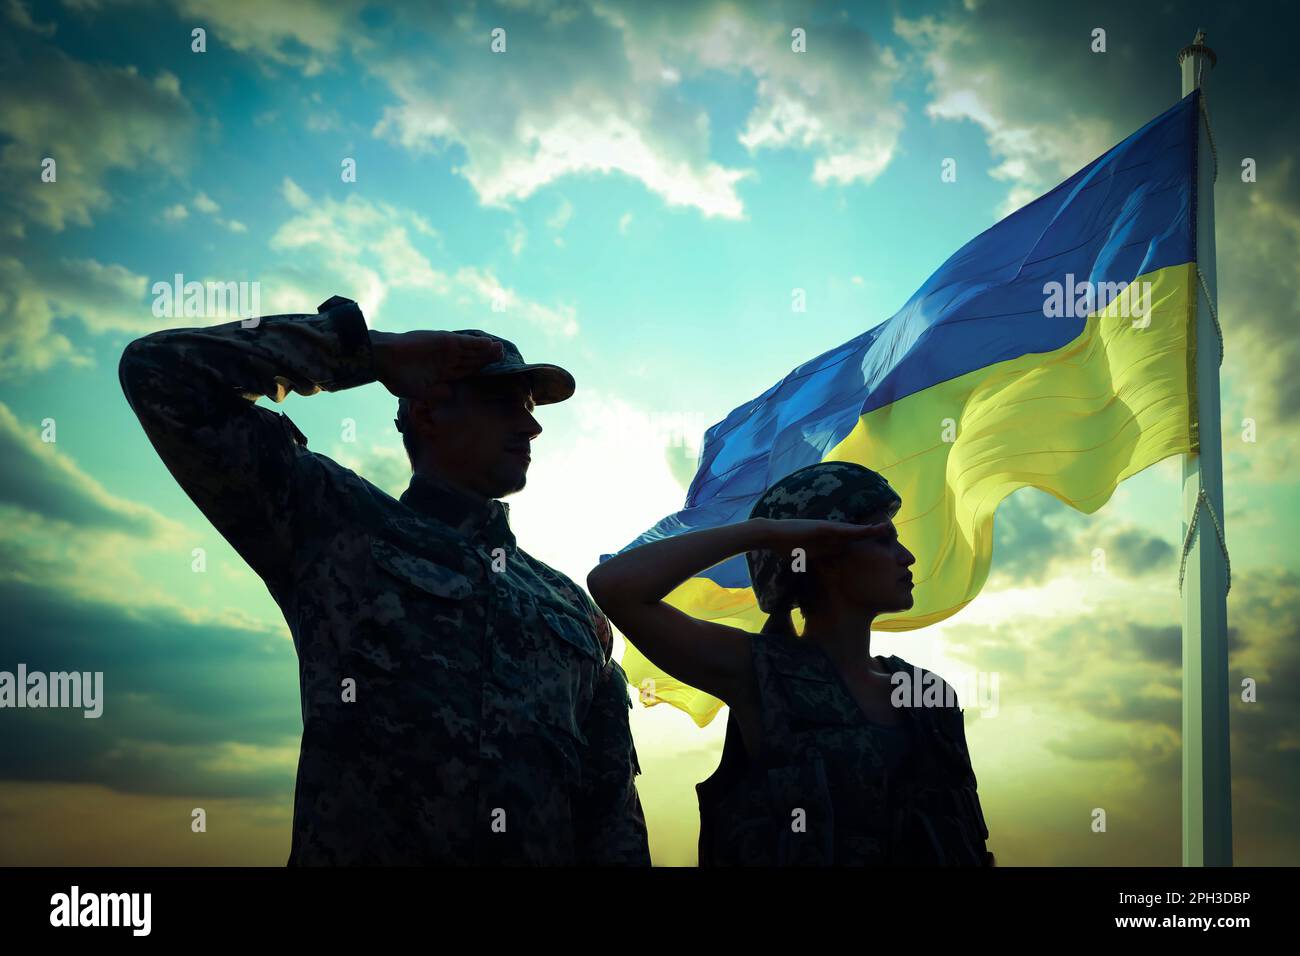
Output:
257,178,424,319
0,400,183,539
369,0,745,215
275,177,444,274
1101,527,1176,579
369,0,905,217
685,5,905,186
0,255,154,377
1217,169,1300,427
506,221,527,257
4,0,56,35
372,56,752,217
985,488,1088,587
166,188,250,233
0,33,195,236
70,1,905,223
192,192,220,214
893,12,1118,218
451,266,578,336
983,487,1177,592
547,197,574,232
265,178,577,335
169,0,371,77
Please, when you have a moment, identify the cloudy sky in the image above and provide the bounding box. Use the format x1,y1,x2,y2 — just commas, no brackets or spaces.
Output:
1,0,1296,866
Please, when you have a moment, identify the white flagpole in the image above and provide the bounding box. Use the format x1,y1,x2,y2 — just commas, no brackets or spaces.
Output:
1177,29,1232,867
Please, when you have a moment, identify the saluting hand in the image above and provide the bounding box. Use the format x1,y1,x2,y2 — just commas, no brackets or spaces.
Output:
757,517,892,558
369,330,504,401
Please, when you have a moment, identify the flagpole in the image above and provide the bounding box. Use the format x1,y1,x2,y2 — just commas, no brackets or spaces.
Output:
1177,29,1232,867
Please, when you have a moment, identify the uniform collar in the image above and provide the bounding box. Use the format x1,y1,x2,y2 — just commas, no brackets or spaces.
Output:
400,470,516,551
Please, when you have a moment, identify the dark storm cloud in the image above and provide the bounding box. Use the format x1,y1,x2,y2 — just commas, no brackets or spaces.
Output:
0,402,177,537
0,578,300,799
985,487,1177,587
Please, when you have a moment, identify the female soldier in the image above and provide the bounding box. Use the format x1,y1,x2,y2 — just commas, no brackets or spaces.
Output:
587,461,994,866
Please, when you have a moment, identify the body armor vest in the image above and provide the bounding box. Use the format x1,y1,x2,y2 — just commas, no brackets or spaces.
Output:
697,632,991,866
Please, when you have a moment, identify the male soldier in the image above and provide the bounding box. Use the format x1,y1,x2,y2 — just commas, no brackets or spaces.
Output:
119,294,650,865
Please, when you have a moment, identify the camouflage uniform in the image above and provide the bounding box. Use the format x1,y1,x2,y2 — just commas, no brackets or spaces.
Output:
118,295,651,865
697,632,992,866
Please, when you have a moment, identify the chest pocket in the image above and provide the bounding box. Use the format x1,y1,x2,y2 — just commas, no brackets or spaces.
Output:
763,658,866,773
366,536,482,675
516,597,603,748
537,603,604,664
370,537,475,599
481,592,600,796
775,671,862,732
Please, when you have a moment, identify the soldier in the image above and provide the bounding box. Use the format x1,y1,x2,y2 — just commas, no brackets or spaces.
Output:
587,461,994,866
119,294,650,865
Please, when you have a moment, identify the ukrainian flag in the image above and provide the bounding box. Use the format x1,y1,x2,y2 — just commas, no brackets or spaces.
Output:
606,91,1205,727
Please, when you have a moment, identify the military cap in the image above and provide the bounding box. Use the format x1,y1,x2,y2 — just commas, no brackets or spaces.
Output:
394,329,575,434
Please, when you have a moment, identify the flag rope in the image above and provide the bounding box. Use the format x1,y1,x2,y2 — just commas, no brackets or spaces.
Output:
1196,59,1219,183
1197,267,1224,366
1178,487,1232,594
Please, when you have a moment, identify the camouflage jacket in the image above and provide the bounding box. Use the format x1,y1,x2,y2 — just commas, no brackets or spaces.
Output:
119,296,651,865
697,631,992,866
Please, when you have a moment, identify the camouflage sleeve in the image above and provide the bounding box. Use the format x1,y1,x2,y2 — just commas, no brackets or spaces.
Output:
574,655,652,866
118,295,377,590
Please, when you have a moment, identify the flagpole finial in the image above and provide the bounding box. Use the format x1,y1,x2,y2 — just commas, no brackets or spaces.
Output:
1178,30,1217,70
